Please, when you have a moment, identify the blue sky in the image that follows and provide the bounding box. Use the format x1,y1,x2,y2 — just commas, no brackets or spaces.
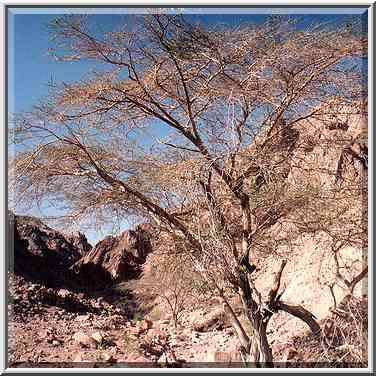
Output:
7,7,368,245
8,8,368,114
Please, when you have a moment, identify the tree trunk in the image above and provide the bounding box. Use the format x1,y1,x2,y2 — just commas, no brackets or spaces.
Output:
226,261,321,368
221,298,250,351
238,273,274,367
243,313,274,367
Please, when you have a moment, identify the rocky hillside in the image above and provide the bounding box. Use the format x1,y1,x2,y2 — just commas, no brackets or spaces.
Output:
9,212,89,290
9,212,152,291
7,104,368,368
71,225,152,290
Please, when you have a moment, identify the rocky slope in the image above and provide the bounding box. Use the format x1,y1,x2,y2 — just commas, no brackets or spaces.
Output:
9,213,90,290
9,212,152,291
9,269,367,367
71,225,152,290
7,104,368,368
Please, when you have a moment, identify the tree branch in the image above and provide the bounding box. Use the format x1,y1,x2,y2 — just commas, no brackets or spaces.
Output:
271,300,321,335
221,297,250,352
349,266,368,294
267,259,287,305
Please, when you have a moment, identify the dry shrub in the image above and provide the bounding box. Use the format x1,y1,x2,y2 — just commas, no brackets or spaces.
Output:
137,247,202,327
292,294,367,367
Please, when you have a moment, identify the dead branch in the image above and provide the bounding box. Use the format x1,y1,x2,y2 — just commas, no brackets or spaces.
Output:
271,300,321,335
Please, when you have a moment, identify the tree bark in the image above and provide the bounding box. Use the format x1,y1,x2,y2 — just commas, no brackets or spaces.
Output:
238,273,274,367
221,298,250,352
271,300,321,335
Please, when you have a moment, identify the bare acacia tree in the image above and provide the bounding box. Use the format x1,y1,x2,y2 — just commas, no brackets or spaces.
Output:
10,14,367,366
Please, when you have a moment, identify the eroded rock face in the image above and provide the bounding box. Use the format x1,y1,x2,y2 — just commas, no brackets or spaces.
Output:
9,212,152,291
71,226,152,289
66,232,92,256
9,212,89,289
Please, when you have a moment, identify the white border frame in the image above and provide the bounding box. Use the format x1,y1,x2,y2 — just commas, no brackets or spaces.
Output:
1,1,373,373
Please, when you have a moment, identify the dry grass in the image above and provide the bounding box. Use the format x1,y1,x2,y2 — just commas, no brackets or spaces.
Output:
123,334,140,354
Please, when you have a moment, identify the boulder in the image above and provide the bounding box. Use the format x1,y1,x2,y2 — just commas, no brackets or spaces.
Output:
206,350,243,364
76,314,92,322
140,319,153,331
126,352,143,362
282,348,301,365
73,353,84,362
73,332,97,349
134,356,153,363
157,353,168,366
101,353,115,362
91,331,104,344
335,344,356,353
192,308,230,332
157,352,179,366
128,325,145,336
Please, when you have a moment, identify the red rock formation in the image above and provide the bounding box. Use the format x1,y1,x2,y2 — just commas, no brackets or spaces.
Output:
71,226,152,289
9,211,152,291
66,232,92,256
9,212,88,289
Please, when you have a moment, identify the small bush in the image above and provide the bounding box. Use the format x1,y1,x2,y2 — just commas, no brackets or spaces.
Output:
123,334,139,354
132,311,144,322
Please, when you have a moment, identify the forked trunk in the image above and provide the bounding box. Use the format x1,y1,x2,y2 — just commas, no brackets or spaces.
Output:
222,261,321,368
242,303,274,367
223,293,274,367
238,273,274,367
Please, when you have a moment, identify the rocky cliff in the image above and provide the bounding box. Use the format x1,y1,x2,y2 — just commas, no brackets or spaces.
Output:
9,212,89,290
71,226,153,290
9,212,152,291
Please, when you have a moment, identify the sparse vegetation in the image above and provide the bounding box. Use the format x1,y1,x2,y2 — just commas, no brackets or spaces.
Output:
138,251,196,328
132,312,144,323
147,306,162,322
123,334,140,354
